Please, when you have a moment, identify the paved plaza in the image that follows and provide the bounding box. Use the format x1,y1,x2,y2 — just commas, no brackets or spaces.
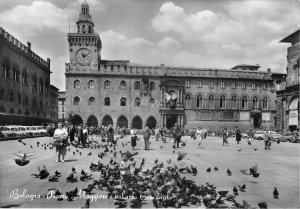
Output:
0,135,299,208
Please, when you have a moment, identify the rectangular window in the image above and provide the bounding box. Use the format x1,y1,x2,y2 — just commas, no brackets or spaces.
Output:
262,83,266,90
185,80,190,88
104,64,107,70
197,81,202,88
0,89,3,100
62,113,64,119
252,83,256,90
10,92,14,102
209,81,214,89
220,82,225,89
231,82,236,89
242,82,246,89
18,94,21,104
62,107,64,112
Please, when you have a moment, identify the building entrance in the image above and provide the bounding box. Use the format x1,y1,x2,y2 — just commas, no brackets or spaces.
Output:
166,114,177,129
253,115,261,128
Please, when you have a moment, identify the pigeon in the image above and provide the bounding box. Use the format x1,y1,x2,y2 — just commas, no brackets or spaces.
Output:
238,184,246,192
48,175,59,182
154,159,158,164
72,167,76,173
206,167,211,172
214,167,219,171
191,165,197,175
32,165,49,179
238,149,241,151
14,152,34,166
73,151,76,155
273,187,279,199
166,159,171,164
66,187,78,201
227,169,232,176
254,148,258,151
55,170,61,177
82,199,90,208
257,201,268,209
54,190,64,201
87,152,92,156
233,186,238,195
80,152,82,156
177,152,187,161
114,201,127,208
30,145,33,149
160,146,163,149
66,173,78,183
218,191,229,197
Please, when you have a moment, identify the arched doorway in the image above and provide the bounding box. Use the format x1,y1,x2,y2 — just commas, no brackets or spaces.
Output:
132,116,142,129
117,116,128,128
166,114,177,129
102,115,113,127
146,116,157,129
86,115,98,127
72,114,83,125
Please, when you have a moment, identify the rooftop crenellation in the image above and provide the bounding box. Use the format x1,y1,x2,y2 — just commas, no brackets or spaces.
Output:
0,27,50,70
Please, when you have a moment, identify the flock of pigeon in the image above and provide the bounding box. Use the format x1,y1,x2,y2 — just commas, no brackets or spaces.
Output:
12,136,280,208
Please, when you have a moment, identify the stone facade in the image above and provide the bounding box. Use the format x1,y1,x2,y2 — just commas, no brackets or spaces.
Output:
58,91,66,123
276,29,300,132
65,2,285,130
0,27,58,125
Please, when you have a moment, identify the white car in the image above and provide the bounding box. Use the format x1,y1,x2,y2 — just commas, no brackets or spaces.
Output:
253,131,266,140
34,126,48,137
24,126,40,137
2,126,25,140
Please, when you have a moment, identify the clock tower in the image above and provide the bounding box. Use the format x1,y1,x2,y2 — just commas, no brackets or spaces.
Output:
67,0,101,71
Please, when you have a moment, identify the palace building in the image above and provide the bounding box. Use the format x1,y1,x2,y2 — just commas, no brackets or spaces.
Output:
0,28,58,125
65,2,285,130
276,29,299,132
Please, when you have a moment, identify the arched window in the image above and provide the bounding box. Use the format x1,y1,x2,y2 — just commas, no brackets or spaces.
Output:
32,75,37,91
263,97,268,109
208,95,214,108
231,96,237,109
104,97,110,106
88,97,95,105
185,94,192,108
9,108,15,114
73,97,80,105
88,80,95,89
120,80,126,90
39,78,43,93
120,97,126,106
220,95,226,109
242,96,247,109
73,80,80,88
12,65,19,82
149,98,155,107
104,80,110,89
150,82,155,90
2,58,10,78
134,81,140,90
253,96,259,110
22,70,28,86
196,95,203,108
134,98,140,106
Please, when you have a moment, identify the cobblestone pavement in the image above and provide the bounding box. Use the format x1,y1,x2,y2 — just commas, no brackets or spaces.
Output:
0,135,299,208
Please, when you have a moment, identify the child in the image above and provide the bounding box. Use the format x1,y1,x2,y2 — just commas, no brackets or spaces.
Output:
131,132,138,150
119,153,132,185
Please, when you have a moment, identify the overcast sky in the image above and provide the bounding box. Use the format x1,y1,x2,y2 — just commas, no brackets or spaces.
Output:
0,0,299,91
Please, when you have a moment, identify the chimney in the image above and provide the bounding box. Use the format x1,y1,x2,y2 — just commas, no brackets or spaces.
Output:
27,42,31,50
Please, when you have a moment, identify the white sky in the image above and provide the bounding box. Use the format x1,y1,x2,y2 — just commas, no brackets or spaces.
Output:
0,0,299,91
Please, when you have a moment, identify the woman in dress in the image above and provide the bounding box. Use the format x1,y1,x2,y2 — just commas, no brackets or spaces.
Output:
53,123,68,162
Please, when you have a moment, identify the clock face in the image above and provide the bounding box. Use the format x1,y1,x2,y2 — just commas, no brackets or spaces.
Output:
76,48,92,65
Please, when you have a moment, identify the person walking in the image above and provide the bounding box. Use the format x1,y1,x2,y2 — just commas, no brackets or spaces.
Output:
248,129,254,145
143,125,152,150
53,122,68,162
76,124,84,147
196,127,203,146
222,128,229,146
107,124,114,145
131,131,138,150
263,131,272,150
172,123,182,149
236,128,242,144
68,124,75,145
82,126,88,147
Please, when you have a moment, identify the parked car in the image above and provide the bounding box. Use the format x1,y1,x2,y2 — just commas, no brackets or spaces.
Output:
13,126,28,139
24,126,40,137
34,126,48,137
1,126,23,140
253,131,266,140
267,131,283,142
0,126,5,141
241,131,249,139
281,132,300,143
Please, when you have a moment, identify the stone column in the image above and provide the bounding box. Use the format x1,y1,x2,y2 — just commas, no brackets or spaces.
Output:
282,99,287,131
